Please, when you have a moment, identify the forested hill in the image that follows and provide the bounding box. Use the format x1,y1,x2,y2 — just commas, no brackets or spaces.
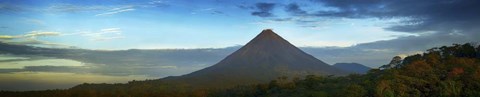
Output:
1,43,479,97
209,43,480,97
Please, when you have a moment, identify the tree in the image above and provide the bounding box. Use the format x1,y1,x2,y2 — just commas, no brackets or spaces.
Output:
402,54,423,65
376,80,393,97
458,43,476,58
440,80,462,96
341,84,366,97
476,45,480,59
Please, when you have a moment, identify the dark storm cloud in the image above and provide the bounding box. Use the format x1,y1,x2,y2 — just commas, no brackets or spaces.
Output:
266,0,480,67
285,3,306,16
312,0,480,33
309,0,480,49
251,2,276,17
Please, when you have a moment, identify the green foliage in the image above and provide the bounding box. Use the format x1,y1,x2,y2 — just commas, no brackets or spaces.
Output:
342,84,367,97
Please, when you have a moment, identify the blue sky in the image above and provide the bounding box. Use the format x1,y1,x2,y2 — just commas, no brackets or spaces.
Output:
0,0,413,49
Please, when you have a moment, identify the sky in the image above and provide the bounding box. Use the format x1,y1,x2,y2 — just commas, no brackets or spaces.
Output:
1,0,480,91
0,0,416,49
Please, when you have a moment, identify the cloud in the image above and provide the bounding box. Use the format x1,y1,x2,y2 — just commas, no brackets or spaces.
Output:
65,28,124,41
46,4,108,13
0,58,186,77
0,71,153,91
247,0,480,66
237,4,254,10
95,6,135,16
3,1,167,16
92,36,125,41
300,32,474,68
159,65,177,69
0,35,16,40
7,39,68,48
285,3,307,16
190,8,226,15
100,28,121,33
0,28,125,48
309,0,480,33
24,31,60,37
0,3,26,13
6,38,59,46
21,66,89,73
251,2,276,17
0,31,69,47
46,1,167,14
145,0,170,8
90,28,124,41
149,0,166,5
24,19,45,26
271,18,292,22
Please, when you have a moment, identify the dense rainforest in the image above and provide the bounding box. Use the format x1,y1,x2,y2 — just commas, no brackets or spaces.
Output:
1,43,480,97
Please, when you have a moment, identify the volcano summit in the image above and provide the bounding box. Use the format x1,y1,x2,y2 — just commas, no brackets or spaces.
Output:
163,29,347,88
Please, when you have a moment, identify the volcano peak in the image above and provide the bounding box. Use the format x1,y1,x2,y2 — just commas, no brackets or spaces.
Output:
254,29,283,41
163,29,347,88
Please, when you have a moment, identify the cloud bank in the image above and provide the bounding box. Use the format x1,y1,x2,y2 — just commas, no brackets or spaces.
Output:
246,0,480,66
0,31,68,47
251,3,276,17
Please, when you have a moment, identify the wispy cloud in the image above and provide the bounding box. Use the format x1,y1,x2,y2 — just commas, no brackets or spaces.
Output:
0,35,16,40
6,38,67,47
0,3,27,13
92,36,125,41
95,6,135,16
46,4,107,13
88,28,124,41
0,28,124,47
24,31,60,38
145,0,170,7
1,0,170,17
65,28,125,41
190,8,226,16
100,28,121,33
0,31,69,47
23,18,45,26
158,65,177,69
0,31,61,39
92,0,171,16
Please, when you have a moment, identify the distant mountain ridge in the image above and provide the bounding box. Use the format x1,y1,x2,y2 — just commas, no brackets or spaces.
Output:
162,29,348,88
333,63,371,74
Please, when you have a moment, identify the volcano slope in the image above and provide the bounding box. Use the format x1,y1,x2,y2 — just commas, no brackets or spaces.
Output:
161,29,347,88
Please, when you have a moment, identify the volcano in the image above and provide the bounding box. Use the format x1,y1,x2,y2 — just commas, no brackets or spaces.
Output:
163,29,346,88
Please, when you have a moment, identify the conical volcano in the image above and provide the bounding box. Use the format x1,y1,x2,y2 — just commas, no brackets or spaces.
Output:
163,29,346,88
